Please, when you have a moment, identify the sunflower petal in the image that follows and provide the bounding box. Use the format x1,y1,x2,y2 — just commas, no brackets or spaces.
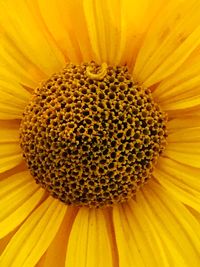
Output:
0,171,45,238
164,142,200,168
0,120,20,143
0,197,66,267
159,94,200,111
121,0,166,69
37,207,78,267
83,0,113,63
140,181,200,266
0,0,65,83
0,171,32,200
113,201,170,267
0,78,30,119
167,116,200,132
0,120,23,172
38,0,92,63
65,208,113,267
0,142,22,173
0,39,41,89
154,157,200,213
154,158,200,212
83,0,166,67
0,229,21,258
168,128,200,143
0,188,44,238
157,157,200,191
0,3,46,90
134,0,200,87
153,52,200,110
83,0,134,64
188,207,200,224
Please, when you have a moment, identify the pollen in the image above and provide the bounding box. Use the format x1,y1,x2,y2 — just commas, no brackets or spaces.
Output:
19,62,167,208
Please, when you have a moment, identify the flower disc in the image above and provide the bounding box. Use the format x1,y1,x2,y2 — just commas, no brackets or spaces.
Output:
20,62,167,207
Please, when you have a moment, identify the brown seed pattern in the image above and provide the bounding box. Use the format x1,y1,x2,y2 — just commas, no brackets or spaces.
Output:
20,62,167,207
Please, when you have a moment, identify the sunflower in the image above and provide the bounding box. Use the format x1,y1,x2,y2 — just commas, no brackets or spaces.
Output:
0,0,200,266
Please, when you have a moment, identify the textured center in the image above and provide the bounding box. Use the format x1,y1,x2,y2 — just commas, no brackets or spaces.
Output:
20,62,167,207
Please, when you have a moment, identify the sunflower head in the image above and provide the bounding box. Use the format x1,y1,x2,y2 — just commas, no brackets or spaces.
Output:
19,62,167,207
1,0,200,266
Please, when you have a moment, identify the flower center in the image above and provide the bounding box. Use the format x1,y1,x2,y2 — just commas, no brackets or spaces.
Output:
20,62,167,207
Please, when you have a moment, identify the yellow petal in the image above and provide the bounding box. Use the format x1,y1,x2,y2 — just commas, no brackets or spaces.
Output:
154,158,200,213
140,181,200,266
0,143,22,173
83,0,113,63
37,0,164,68
0,120,20,143
188,207,200,224
121,0,166,69
0,171,44,238
0,0,65,80
134,0,200,87
110,0,153,67
167,127,200,143
0,161,26,182
0,78,30,119
0,197,67,267
166,107,200,120
0,120,22,172
153,51,200,110
0,188,44,238
167,116,200,132
113,203,144,266
38,0,92,63
83,0,166,67
0,171,32,202
0,231,16,256
0,104,23,120
113,201,169,267
0,143,21,157
164,142,200,168
0,39,42,89
66,208,113,267
157,157,200,191
0,79,30,103
159,94,200,111
37,207,78,267
83,0,130,64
